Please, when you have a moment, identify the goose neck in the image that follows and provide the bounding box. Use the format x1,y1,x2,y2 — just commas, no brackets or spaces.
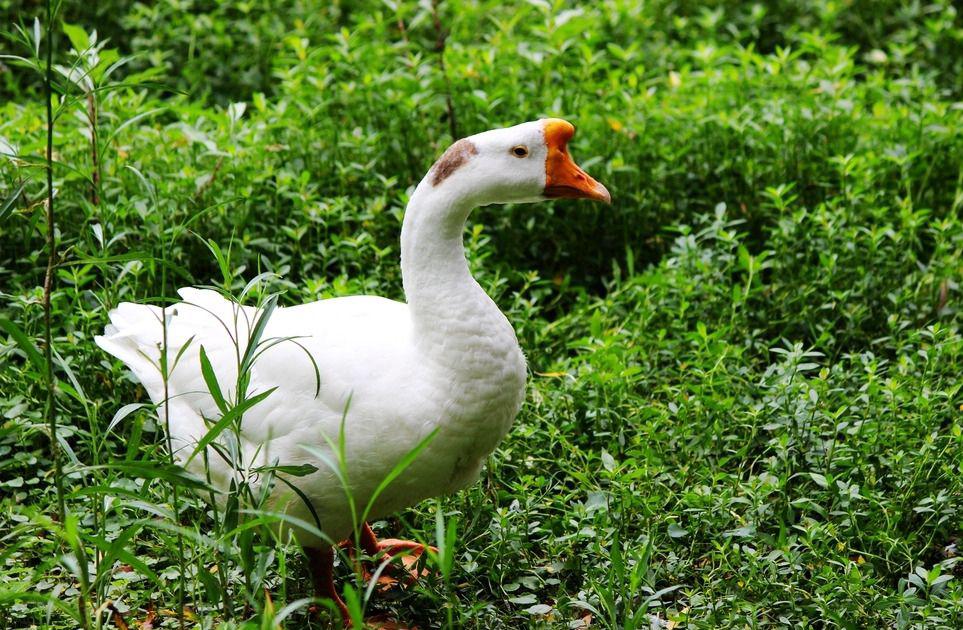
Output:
399,182,492,341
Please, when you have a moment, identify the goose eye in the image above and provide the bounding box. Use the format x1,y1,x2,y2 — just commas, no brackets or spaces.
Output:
511,145,529,158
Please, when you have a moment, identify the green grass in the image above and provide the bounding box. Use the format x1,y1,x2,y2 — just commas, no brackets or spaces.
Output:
1,0,962,628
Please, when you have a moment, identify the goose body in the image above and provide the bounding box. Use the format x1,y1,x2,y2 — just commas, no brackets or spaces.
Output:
96,118,609,551
98,285,525,545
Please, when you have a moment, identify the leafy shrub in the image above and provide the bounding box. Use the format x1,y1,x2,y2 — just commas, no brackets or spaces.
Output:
1,1,961,628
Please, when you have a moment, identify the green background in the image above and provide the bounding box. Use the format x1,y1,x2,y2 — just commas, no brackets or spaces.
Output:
1,1,961,628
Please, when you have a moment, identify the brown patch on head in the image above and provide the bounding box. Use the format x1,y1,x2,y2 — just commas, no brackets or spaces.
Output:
431,138,478,186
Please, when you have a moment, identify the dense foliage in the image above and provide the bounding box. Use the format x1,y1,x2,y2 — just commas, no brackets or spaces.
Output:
1,1,961,628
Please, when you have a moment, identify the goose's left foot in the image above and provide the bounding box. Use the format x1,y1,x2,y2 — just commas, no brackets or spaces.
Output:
352,522,436,585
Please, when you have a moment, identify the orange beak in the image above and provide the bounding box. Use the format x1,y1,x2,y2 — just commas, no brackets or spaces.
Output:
543,118,611,203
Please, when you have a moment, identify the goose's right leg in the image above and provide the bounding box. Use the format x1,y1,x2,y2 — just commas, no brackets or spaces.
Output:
305,546,350,625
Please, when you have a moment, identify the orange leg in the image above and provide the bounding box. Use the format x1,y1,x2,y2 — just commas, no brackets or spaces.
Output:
305,546,350,625
307,526,434,627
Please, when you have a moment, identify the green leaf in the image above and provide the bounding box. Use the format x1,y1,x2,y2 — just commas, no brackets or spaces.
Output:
0,182,25,222
809,472,829,488
0,317,46,374
187,387,277,464
171,334,196,372
61,22,90,52
509,594,537,605
254,463,319,477
92,48,120,81
341,582,364,627
239,294,278,376
667,523,688,538
200,238,232,289
199,345,229,414
83,462,214,492
197,562,222,604
32,18,40,57
91,524,161,587
224,480,239,533
932,574,955,588
106,402,148,434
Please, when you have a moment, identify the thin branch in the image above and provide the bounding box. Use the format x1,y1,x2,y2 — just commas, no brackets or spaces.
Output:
44,0,66,527
86,90,100,206
430,0,458,140
193,155,225,203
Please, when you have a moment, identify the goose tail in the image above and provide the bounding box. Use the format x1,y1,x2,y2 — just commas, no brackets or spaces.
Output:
95,302,168,402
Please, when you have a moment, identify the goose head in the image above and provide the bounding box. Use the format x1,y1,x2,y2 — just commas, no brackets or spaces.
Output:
427,118,610,207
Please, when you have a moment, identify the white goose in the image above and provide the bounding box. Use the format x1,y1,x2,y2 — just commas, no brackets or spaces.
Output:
96,118,609,618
